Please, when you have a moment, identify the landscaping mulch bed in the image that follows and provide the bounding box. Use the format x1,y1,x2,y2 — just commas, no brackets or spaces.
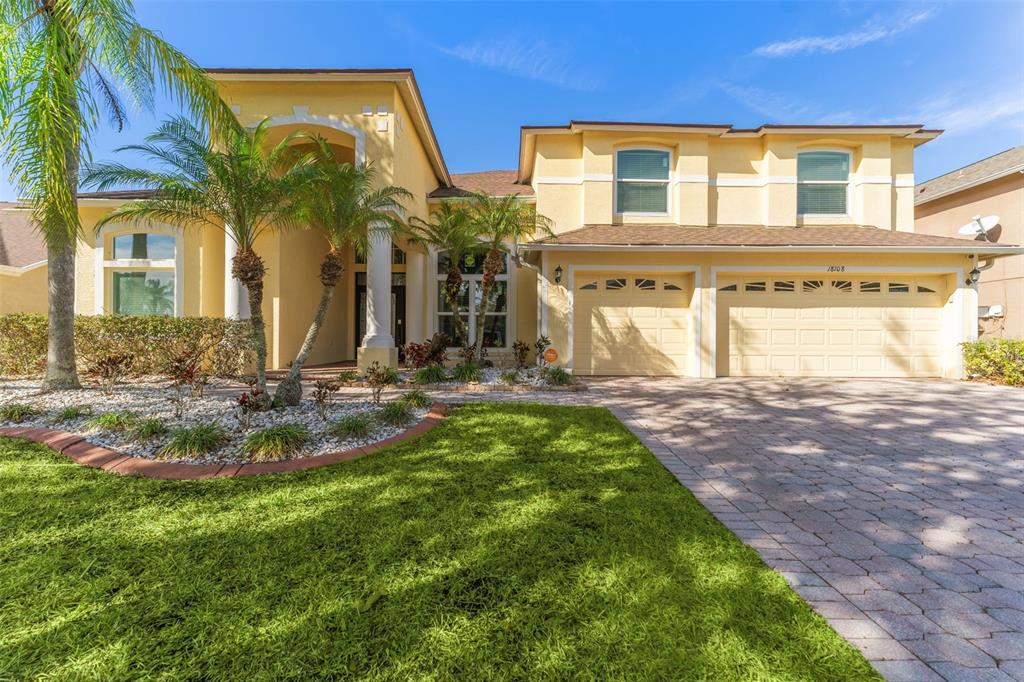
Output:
0,379,427,465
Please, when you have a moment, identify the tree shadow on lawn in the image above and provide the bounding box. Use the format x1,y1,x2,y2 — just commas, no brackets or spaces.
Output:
0,403,878,681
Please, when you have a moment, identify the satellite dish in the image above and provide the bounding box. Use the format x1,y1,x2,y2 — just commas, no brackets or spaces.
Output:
958,215,1000,241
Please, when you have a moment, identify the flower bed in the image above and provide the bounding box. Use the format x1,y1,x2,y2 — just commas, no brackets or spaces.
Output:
0,379,429,465
335,366,587,392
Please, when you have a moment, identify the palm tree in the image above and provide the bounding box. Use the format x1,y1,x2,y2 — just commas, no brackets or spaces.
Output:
407,202,481,349
84,117,308,402
274,138,411,406
467,192,552,360
1,0,232,390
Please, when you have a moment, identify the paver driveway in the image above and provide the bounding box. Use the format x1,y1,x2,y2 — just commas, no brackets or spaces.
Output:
356,375,1024,680
581,377,1024,682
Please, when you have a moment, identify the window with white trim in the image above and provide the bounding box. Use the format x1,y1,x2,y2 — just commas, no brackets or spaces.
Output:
615,149,670,213
435,251,509,348
107,233,177,316
797,151,850,215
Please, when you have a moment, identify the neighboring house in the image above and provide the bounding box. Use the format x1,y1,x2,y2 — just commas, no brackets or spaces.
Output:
0,203,47,314
0,68,1020,377
915,146,1024,339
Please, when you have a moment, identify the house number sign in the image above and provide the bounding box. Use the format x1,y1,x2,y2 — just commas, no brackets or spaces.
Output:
826,265,847,272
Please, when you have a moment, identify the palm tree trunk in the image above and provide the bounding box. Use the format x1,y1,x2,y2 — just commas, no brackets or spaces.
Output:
232,248,270,406
42,240,81,390
473,247,502,361
445,265,470,348
275,283,337,406
43,100,82,391
245,281,269,404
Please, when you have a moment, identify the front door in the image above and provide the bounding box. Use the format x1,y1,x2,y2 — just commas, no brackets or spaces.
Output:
355,272,406,360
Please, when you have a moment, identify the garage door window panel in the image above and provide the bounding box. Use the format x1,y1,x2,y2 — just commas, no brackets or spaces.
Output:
773,280,795,293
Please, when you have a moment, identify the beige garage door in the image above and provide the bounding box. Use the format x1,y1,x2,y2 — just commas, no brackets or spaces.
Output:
718,275,946,377
574,273,693,376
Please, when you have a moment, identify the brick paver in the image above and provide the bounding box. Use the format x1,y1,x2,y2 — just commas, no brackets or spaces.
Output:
428,377,1024,681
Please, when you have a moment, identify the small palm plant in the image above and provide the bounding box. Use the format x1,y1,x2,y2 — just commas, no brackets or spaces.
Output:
407,202,481,348
274,138,411,405
0,0,231,390
85,117,310,404
467,192,553,360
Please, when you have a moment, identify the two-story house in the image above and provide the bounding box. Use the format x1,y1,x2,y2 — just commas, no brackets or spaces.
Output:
2,69,1020,378
517,121,1021,378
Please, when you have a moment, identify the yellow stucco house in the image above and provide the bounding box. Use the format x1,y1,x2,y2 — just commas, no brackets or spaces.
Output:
1,68,1021,378
915,146,1024,339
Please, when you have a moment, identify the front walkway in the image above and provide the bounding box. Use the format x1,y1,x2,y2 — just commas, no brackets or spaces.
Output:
420,377,1024,681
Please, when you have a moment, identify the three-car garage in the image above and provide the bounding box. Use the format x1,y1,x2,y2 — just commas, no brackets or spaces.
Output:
565,265,962,379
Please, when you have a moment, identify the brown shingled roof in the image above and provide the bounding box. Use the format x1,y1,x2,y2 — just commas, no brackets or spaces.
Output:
0,204,46,268
77,189,161,200
916,146,1024,205
429,170,533,198
530,224,1021,251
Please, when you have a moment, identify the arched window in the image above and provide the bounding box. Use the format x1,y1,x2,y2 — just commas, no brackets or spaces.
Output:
797,150,850,215
615,149,670,214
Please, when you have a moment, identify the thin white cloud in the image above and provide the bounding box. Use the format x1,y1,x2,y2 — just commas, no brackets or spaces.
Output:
883,86,1024,136
719,77,1024,134
436,39,599,91
717,82,861,123
753,8,935,58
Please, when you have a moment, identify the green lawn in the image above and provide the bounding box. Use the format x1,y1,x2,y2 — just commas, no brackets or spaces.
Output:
0,403,877,680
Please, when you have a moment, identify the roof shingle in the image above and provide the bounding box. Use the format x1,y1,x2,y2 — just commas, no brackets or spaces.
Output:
531,223,1020,250
428,170,533,198
916,146,1024,205
0,204,46,268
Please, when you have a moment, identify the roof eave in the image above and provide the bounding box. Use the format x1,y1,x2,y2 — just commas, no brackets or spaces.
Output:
520,243,1024,255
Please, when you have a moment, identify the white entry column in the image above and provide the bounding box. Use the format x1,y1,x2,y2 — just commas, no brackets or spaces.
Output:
405,247,425,344
358,223,398,370
224,232,250,319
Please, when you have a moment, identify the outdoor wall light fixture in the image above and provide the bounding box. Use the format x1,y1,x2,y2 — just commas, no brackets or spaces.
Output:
967,267,981,286
554,265,563,284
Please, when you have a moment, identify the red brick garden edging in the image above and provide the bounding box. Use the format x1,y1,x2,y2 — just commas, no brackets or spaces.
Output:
0,402,447,480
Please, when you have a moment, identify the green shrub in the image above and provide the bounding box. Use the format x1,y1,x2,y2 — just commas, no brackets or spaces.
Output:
412,364,447,385
0,314,253,378
130,418,168,442
542,366,574,386
498,370,519,385
397,389,432,409
328,413,372,439
376,401,413,427
159,423,229,459
53,405,92,423
86,410,137,432
0,403,41,423
243,424,310,462
336,370,358,384
364,361,399,404
451,362,479,383
962,339,1024,386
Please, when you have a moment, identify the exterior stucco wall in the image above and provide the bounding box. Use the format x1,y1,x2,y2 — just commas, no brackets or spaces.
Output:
530,131,918,234
0,265,47,314
916,173,1024,339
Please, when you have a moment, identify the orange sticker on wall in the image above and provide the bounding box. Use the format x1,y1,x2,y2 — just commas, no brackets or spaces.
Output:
543,348,559,364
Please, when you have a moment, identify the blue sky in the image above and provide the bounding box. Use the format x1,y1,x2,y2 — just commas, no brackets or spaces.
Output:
3,1,1022,200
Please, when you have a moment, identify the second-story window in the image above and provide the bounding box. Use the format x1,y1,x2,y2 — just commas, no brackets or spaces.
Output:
798,151,850,215
616,149,670,214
